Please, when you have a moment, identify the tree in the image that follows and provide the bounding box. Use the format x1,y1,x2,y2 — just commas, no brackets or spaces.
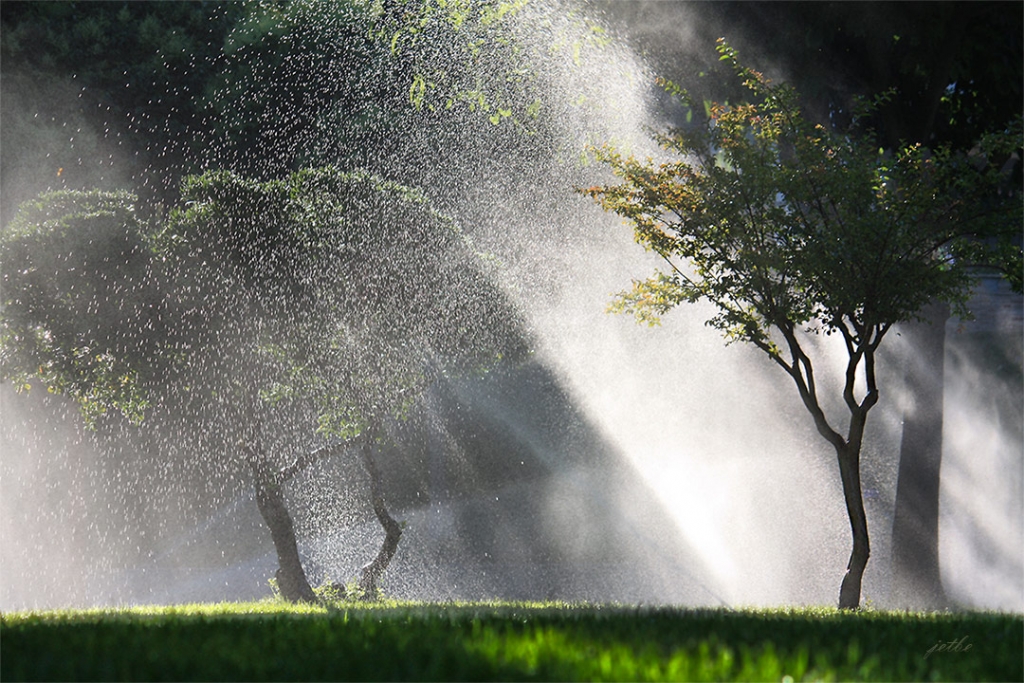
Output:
1,168,529,602
584,42,1021,609
600,0,1024,609
703,4,1023,609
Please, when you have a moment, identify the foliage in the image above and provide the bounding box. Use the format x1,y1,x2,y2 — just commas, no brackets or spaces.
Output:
626,2,1022,614
0,165,531,602
0,167,529,456
0,190,161,425
198,0,394,180
2,602,1021,682
381,0,618,147
375,0,546,127
764,3,1023,149
1,0,619,238
615,3,1023,151
588,41,1021,342
198,0,613,197
0,1,238,97
163,166,528,445
312,579,382,602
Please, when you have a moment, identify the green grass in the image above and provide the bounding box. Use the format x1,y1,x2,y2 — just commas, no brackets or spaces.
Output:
1,601,1021,681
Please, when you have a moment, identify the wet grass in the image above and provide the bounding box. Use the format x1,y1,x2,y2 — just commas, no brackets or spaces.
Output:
1,600,1020,681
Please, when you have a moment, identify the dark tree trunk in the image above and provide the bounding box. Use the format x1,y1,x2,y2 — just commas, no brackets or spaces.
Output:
836,443,870,610
891,301,949,609
243,444,317,603
358,427,402,599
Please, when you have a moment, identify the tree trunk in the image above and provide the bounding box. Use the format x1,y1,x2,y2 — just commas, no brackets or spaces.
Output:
775,323,877,610
244,445,317,603
836,444,870,610
891,301,949,610
358,428,402,599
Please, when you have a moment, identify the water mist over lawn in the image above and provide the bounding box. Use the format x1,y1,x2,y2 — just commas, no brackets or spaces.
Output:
938,282,1024,610
1,0,1021,612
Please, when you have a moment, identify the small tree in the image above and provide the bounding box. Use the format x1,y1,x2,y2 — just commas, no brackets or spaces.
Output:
1,168,529,602
584,41,1021,609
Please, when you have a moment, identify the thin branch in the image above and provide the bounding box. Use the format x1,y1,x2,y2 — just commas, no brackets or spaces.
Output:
778,322,845,449
749,334,792,374
835,315,856,358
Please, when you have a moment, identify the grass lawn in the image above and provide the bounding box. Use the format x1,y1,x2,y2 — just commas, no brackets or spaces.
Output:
1,600,1020,681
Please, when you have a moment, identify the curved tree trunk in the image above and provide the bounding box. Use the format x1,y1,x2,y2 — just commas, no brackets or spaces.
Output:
836,444,870,610
891,301,949,609
243,443,317,603
358,426,402,599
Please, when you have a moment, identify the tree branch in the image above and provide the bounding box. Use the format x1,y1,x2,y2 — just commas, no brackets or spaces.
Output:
778,322,845,449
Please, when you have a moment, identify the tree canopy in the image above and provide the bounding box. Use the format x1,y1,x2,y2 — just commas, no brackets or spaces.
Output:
589,42,1021,339
3,165,528,442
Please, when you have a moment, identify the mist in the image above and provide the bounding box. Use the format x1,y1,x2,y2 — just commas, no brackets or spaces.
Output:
1,0,1020,613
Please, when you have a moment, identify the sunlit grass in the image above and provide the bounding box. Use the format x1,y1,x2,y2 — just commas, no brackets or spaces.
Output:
2,601,1020,681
